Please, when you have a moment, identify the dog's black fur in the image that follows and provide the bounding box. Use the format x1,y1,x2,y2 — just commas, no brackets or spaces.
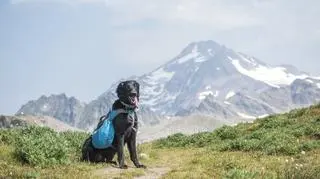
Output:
81,80,145,169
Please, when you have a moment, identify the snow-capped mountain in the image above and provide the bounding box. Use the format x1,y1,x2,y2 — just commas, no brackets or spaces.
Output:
132,40,320,118
17,40,320,130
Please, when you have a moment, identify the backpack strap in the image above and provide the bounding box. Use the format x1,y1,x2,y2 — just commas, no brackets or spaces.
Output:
95,109,129,131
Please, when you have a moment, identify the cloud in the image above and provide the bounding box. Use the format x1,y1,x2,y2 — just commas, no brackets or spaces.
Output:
7,0,320,70
2,0,320,115
11,0,262,30
103,0,262,30
10,0,105,5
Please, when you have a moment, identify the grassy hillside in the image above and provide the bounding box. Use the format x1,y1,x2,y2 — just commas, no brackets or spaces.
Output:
0,104,320,178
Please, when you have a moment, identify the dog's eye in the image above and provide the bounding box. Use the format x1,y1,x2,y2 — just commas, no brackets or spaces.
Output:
129,93,137,97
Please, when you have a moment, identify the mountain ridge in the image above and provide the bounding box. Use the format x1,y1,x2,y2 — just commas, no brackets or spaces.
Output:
16,40,320,130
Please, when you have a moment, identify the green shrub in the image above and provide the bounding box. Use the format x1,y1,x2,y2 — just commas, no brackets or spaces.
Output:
260,131,299,155
214,126,240,140
0,128,22,145
153,105,320,156
60,131,90,160
0,126,90,167
14,126,71,167
300,140,320,151
287,108,306,118
228,138,261,152
155,133,189,148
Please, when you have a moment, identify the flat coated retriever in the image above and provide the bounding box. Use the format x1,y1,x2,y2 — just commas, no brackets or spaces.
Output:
82,80,146,169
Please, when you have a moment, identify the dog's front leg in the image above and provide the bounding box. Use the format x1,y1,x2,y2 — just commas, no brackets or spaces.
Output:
128,133,146,168
116,134,127,169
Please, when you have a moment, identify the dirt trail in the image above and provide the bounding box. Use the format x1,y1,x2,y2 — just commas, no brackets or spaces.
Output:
134,167,170,179
93,166,170,179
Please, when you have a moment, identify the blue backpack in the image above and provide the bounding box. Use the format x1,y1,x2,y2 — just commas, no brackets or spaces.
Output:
91,109,128,149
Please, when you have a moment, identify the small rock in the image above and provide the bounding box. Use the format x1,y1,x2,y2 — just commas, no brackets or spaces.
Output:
139,153,149,160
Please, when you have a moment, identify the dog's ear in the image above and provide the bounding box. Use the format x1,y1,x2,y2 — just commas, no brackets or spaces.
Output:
116,82,125,97
133,81,140,100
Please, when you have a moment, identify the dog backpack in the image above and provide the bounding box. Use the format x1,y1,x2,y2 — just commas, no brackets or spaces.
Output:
91,109,128,149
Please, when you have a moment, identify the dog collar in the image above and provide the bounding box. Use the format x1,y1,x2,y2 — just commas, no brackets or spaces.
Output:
120,101,138,110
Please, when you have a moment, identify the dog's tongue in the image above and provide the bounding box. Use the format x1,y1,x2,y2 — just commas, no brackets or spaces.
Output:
132,96,138,106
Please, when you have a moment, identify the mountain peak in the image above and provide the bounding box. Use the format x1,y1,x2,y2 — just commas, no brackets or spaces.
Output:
16,39,320,130
180,40,223,56
16,93,85,126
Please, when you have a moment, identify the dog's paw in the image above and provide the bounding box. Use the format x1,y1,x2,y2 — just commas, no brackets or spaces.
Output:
136,164,147,169
119,164,128,169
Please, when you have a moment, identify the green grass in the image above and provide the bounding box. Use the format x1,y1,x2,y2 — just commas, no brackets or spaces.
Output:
1,104,320,178
154,104,320,156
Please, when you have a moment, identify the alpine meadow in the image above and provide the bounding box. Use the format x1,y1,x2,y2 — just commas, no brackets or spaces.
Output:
1,104,319,178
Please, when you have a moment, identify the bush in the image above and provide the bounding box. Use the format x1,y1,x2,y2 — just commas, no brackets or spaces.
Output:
154,133,189,148
260,131,299,155
60,131,90,160
14,126,71,167
0,128,22,145
214,126,240,140
228,138,261,152
153,104,320,156
300,140,320,151
0,126,90,167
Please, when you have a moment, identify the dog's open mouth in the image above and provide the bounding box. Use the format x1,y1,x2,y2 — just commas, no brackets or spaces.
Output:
128,93,138,107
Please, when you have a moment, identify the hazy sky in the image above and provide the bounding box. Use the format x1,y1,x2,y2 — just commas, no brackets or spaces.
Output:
1,0,320,114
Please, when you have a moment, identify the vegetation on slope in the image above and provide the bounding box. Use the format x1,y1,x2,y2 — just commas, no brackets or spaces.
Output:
154,104,320,155
0,104,319,178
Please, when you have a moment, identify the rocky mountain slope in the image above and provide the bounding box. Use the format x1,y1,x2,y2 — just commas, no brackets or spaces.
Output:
16,93,85,126
0,115,81,132
17,40,320,130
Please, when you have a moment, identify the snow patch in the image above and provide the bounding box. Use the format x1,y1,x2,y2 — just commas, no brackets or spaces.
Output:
177,45,199,64
149,68,175,82
194,56,207,63
41,104,49,111
214,90,219,97
237,112,256,119
305,79,314,83
199,91,214,100
208,49,215,56
258,114,269,118
175,45,208,64
216,67,221,71
317,83,320,88
238,53,257,66
225,91,235,100
224,101,231,105
176,52,198,64
205,85,211,90
230,58,309,87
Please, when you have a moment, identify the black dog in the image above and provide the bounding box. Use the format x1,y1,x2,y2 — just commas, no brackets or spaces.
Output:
82,80,145,169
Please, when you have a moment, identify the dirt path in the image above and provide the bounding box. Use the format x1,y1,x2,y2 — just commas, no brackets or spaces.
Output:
93,166,170,179
134,167,170,179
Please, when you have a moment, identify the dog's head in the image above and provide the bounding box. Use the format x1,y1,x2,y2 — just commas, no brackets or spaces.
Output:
116,80,140,107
